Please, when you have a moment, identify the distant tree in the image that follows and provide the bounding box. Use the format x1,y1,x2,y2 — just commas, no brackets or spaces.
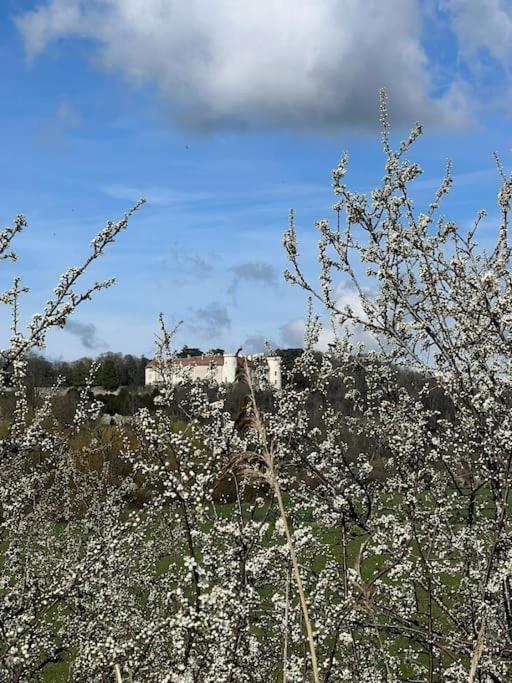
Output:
22,353,149,389
137,356,149,385
26,353,56,387
70,359,92,387
98,357,121,391
176,345,203,357
122,354,139,385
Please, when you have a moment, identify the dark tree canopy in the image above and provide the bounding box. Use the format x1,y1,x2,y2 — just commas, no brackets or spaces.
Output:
207,348,224,356
176,345,203,358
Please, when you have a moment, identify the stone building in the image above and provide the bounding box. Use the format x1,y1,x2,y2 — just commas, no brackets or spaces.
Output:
145,352,282,389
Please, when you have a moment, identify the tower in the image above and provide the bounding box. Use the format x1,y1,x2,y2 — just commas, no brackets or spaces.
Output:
223,353,238,384
267,356,282,390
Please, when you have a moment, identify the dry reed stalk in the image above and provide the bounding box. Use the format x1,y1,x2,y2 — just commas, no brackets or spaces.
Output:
468,621,486,683
283,563,291,683
273,474,320,682
220,359,320,683
114,663,123,683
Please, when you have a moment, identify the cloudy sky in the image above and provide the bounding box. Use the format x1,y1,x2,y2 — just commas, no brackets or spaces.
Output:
1,0,511,358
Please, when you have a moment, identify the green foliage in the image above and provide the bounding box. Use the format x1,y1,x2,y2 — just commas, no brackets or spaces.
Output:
69,359,92,387
97,357,121,391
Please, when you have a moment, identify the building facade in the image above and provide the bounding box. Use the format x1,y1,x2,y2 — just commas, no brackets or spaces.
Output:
145,353,282,389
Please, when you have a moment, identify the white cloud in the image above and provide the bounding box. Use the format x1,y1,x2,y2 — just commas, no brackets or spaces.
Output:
280,282,377,351
280,319,307,348
441,0,512,65
15,0,468,132
16,0,83,58
279,317,341,351
243,335,275,354
333,281,367,321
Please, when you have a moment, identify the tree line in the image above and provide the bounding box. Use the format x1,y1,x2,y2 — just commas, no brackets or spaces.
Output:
25,352,149,390
23,347,305,391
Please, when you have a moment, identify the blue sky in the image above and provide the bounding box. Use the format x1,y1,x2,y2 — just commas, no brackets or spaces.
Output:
1,0,512,359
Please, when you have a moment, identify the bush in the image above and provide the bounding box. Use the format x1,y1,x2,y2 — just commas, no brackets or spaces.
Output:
3,99,512,681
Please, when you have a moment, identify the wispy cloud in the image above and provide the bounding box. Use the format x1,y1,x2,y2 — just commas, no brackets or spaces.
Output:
187,302,231,339
100,182,327,208
159,246,215,285
35,97,81,152
64,319,106,351
228,261,278,300
413,167,497,193
441,0,512,67
101,184,216,207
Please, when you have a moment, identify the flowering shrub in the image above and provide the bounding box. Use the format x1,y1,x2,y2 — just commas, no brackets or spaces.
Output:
1,93,512,681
